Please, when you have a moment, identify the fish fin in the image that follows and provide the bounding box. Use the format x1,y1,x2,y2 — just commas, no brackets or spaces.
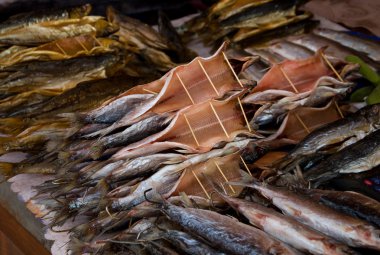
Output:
56,112,86,123
179,192,193,208
95,179,110,196
67,237,88,255
0,117,27,135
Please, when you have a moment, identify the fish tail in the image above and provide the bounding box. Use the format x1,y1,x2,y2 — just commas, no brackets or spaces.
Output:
56,112,86,123
0,117,27,135
0,137,19,155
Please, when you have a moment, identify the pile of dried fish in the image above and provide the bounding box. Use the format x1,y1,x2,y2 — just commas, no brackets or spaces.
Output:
182,0,313,46
0,2,379,255
0,4,198,157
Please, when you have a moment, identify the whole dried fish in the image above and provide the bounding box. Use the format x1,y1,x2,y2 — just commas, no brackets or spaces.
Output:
221,0,300,29
268,40,313,60
0,35,122,67
305,129,380,187
0,16,118,46
251,79,352,126
0,4,91,35
162,203,300,255
163,230,226,255
110,139,251,210
8,76,136,118
92,113,173,158
314,28,380,62
215,189,356,255
302,189,380,228
234,181,380,250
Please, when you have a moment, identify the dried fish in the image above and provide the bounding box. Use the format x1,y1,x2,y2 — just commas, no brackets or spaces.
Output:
162,203,300,255
234,181,380,250
215,188,356,255
302,189,380,228
276,104,380,170
305,129,380,187
314,28,380,62
163,230,226,255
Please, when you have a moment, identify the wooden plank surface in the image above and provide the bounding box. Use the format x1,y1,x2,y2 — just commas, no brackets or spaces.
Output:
0,203,50,255
0,230,24,255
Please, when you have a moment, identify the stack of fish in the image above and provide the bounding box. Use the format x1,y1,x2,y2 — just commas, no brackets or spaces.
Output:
7,42,374,254
0,4,198,160
0,2,379,255
182,0,313,45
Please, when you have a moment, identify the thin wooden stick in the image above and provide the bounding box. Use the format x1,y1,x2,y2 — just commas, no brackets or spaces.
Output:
91,35,102,47
184,114,200,146
209,102,230,138
220,182,228,195
143,88,158,94
238,97,252,132
214,161,235,193
279,66,299,93
334,100,344,119
198,60,220,96
191,170,211,199
74,37,89,53
295,113,310,134
176,73,195,104
55,42,68,56
240,156,252,176
321,53,343,82
222,51,243,87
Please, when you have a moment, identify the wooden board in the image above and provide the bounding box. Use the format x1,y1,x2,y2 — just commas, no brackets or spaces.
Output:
0,203,50,255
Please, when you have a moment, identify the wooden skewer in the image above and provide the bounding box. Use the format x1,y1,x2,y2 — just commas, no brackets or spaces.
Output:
220,182,228,195
198,60,220,96
279,66,299,93
91,35,102,47
184,114,200,146
334,100,344,119
295,113,310,134
74,37,89,53
128,218,133,228
240,155,252,176
321,53,343,82
176,73,195,104
55,42,68,56
214,161,235,193
191,170,211,199
222,51,243,88
143,88,158,94
209,102,230,138
238,97,252,132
